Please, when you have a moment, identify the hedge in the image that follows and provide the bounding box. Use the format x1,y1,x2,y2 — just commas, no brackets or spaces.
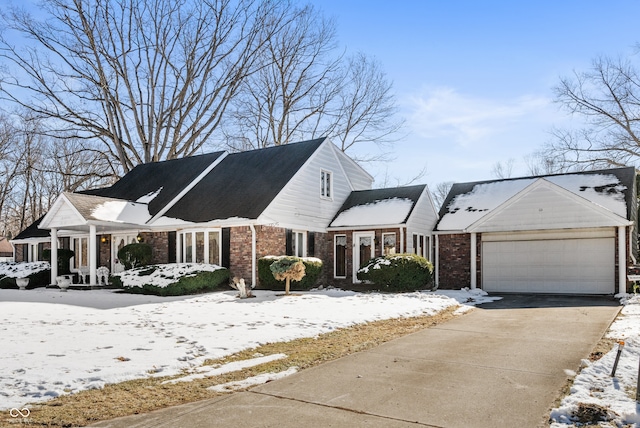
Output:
356,253,433,292
258,256,322,290
0,267,52,289
112,264,230,296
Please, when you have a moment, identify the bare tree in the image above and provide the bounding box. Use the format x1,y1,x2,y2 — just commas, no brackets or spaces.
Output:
547,54,640,169
491,158,515,179
223,4,402,159
431,181,454,210
0,0,287,173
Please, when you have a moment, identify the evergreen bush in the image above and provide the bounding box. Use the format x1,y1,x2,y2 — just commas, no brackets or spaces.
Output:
117,243,152,270
43,248,75,275
356,253,433,292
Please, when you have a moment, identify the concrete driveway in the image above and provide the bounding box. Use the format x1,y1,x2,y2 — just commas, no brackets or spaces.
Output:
92,294,620,428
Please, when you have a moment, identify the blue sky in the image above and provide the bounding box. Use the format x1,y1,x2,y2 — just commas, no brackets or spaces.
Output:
313,1,640,187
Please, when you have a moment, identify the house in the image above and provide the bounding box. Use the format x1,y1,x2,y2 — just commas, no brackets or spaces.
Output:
0,237,13,262
434,167,637,295
11,138,438,288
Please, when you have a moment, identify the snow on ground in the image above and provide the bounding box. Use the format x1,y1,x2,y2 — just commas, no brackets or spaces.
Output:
0,287,497,410
550,294,640,427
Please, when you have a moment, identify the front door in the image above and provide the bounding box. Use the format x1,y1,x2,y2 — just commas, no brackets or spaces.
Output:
112,234,138,273
353,232,375,283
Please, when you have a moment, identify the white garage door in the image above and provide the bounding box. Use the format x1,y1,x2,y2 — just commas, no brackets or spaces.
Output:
482,237,614,294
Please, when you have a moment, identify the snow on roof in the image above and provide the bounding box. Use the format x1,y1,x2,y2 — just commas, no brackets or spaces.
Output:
546,174,627,217
437,179,534,231
91,200,152,224
135,187,163,204
330,197,415,228
438,173,628,231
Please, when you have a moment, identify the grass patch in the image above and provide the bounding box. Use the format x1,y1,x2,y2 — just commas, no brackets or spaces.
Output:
1,307,459,427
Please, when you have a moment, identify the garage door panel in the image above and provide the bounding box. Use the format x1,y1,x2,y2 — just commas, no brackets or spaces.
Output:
483,238,614,294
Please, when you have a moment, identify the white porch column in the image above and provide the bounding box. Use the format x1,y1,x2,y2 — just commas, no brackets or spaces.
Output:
470,232,477,289
618,226,626,295
400,226,405,253
50,228,58,285
434,234,439,287
89,224,97,286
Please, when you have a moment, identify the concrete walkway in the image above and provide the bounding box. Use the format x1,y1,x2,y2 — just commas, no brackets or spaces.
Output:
91,295,620,428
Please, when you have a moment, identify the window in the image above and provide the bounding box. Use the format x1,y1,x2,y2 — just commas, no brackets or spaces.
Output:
73,237,88,269
179,230,222,265
321,170,332,199
334,235,347,278
412,233,430,259
291,231,306,257
382,233,396,255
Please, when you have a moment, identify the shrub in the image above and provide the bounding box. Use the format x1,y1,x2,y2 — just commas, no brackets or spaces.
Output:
258,256,323,290
112,263,230,296
43,248,75,275
117,243,152,270
356,253,433,292
0,262,52,289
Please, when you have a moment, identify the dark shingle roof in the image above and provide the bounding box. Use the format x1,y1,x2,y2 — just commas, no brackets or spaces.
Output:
83,151,225,217
330,184,427,227
163,138,326,222
14,215,49,240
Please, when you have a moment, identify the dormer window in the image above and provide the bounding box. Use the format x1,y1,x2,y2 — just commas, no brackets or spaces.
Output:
321,170,332,199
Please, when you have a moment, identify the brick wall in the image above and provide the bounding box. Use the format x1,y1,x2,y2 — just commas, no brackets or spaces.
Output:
141,232,171,265
229,226,254,280
437,233,471,289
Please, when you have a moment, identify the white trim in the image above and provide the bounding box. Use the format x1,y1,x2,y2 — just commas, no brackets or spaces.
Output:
320,169,333,200
333,234,347,278
352,231,375,284
619,226,626,294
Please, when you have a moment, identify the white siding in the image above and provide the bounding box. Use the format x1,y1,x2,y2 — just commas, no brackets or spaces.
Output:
260,142,371,230
46,200,85,228
406,188,439,253
472,183,626,233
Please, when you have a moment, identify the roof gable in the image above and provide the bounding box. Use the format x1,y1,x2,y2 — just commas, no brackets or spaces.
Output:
468,179,631,233
437,167,636,232
329,185,427,228
161,138,326,223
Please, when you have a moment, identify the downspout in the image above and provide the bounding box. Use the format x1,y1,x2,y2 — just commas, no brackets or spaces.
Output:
619,226,627,294
250,224,257,286
470,232,477,289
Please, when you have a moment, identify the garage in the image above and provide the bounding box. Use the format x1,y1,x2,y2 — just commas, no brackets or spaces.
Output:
482,231,615,294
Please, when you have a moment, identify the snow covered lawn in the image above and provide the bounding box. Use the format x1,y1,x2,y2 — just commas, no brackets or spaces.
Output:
550,294,640,427
0,287,496,410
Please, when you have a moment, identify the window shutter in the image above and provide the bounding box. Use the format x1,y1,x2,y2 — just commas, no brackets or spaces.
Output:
222,228,231,268
285,229,292,256
167,231,177,263
308,232,315,256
